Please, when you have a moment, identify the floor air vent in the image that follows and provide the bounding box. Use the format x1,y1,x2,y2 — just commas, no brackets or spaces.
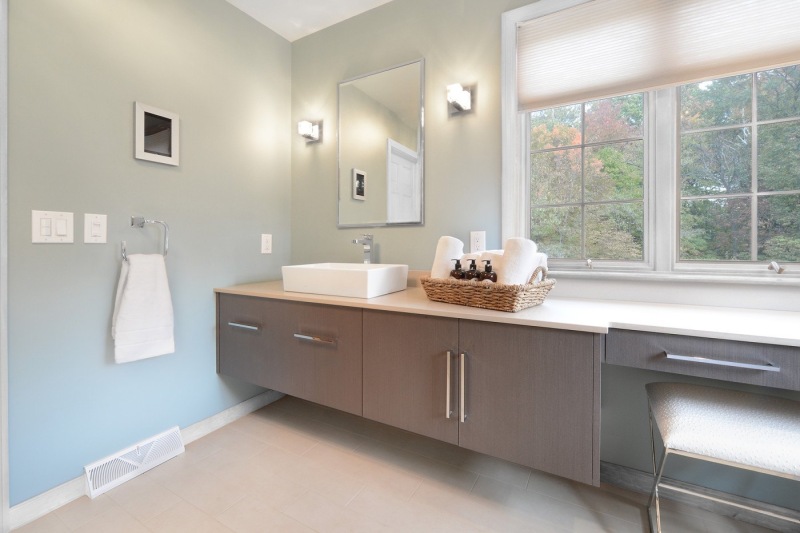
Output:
84,426,184,498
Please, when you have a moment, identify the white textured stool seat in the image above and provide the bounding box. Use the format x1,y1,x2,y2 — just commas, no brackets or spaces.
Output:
646,382,800,479
645,382,800,533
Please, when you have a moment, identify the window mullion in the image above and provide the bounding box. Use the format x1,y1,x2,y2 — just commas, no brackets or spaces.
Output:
751,74,759,261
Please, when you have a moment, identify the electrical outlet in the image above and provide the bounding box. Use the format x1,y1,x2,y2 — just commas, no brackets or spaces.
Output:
261,234,272,254
470,231,486,253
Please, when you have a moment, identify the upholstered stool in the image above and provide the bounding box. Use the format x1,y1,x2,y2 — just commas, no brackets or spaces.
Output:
645,382,800,533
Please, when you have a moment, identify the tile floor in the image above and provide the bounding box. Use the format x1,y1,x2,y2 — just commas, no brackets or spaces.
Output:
15,396,776,532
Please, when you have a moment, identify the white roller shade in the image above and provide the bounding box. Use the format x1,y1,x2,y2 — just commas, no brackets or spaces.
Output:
517,0,800,111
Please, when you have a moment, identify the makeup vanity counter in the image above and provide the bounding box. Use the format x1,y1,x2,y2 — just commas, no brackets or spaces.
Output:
215,279,800,488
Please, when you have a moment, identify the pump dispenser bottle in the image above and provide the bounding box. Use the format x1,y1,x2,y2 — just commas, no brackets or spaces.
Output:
464,259,480,281
450,259,465,280
479,260,498,282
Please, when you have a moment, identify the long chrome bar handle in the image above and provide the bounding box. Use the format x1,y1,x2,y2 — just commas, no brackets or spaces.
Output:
227,321,260,331
459,352,467,423
293,333,336,345
665,352,780,372
445,351,452,419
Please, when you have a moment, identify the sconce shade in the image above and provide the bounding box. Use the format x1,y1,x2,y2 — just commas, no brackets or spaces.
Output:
447,83,472,112
298,120,320,141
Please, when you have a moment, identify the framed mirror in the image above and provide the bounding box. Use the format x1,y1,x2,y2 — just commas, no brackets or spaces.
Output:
338,59,424,227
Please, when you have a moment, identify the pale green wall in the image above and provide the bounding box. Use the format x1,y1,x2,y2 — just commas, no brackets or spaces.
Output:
291,0,533,266
8,0,291,504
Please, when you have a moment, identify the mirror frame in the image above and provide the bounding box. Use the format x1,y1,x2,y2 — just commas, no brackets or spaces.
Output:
337,59,425,228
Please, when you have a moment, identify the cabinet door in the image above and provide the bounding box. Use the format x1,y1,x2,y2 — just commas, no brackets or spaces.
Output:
458,322,599,485
218,293,271,384
283,300,363,415
363,310,459,444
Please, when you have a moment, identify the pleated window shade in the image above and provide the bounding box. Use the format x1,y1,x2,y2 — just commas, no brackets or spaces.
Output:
517,0,800,112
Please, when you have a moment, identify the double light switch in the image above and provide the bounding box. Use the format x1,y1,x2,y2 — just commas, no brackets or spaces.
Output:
32,211,108,244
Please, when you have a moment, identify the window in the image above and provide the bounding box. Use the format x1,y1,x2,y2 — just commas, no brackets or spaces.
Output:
529,94,645,262
678,66,800,264
503,0,800,280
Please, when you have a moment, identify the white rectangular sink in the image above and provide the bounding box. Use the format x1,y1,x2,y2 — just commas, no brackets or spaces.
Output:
282,263,409,299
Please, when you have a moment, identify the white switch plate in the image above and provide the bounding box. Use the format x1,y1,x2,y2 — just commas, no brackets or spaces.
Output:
261,234,272,254
84,213,107,244
470,231,486,253
32,210,74,243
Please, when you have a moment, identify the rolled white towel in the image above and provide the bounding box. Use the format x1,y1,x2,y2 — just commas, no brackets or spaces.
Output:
430,236,465,279
497,238,538,285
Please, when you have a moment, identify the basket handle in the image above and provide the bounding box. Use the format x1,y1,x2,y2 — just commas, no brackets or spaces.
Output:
527,266,547,284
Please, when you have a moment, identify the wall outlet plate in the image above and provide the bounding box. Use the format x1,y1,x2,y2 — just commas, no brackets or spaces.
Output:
261,234,272,254
470,231,486,253
84,213,107,244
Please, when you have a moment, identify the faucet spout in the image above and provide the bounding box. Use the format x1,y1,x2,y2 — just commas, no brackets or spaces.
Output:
352,234,374,264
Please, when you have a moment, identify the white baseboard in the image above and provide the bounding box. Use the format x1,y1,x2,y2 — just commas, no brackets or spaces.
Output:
9,390,283,530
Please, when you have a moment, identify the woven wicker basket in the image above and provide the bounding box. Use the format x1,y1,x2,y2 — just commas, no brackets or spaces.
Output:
420,266,555,312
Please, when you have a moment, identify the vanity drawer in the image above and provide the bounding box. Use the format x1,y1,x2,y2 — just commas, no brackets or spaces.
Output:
606,329,800,391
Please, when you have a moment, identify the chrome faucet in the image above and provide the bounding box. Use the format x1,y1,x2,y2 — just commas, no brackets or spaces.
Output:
352,234,374,264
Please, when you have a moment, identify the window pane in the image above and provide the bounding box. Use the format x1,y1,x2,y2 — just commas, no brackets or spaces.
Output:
531,148,582,205
758,194,800,262
585,94,643,143
531,206,581,259
680,197,751,261
530,104,581,151
680,74,751,131
585,141,643,202
680,128,751,196
758,120,800,192
585,203,643,260
757,65,800,121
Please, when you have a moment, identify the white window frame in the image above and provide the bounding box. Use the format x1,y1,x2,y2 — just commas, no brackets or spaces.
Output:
501,1,800,284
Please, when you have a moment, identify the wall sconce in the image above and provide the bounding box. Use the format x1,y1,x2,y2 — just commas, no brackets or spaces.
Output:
297,120,321,142
447,83,473,114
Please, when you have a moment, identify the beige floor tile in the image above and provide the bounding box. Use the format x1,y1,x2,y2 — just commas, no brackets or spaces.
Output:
279,490,393,532
105,472,182,522
53,495,121,531
11,513,70,533
154,464,247,516
144,500,235,533
71,505,150,533
226,413,320,455
215,495,315,533
354,439,479,492
348,484,492,532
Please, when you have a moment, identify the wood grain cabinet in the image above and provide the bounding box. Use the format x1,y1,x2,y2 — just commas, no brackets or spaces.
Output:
217,293,363,415
363,309,602,485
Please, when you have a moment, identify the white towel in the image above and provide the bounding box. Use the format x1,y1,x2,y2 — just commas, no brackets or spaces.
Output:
112,254,175,363
479,251,504,280
430,236,465,279
497,238,538,285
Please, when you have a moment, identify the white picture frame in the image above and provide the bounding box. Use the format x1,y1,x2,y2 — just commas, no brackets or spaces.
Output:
135,102,180,166
352,168,366,200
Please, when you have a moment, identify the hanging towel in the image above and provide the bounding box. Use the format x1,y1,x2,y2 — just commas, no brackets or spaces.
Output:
112,254,174,363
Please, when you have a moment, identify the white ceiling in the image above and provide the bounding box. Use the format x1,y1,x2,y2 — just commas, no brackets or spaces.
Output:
225,0,396,42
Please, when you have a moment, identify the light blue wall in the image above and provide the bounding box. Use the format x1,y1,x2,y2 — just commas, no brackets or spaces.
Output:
8,0,291,505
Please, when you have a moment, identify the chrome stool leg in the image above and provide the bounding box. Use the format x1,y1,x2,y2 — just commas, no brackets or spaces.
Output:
647,400,668,533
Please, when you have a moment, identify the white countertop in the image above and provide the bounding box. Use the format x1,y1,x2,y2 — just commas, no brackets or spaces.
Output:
215,280,800,348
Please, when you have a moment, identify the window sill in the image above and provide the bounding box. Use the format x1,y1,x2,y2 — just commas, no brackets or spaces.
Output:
549,268,800,287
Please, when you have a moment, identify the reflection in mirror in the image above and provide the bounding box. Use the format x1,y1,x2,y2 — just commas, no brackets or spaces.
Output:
338,59,424,227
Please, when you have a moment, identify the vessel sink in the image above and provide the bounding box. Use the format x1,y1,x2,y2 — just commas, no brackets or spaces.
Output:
282,263,409,299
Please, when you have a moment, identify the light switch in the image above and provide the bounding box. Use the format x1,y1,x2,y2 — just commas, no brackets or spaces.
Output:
84,213,107,244
32,210,73,243
40,218,52,236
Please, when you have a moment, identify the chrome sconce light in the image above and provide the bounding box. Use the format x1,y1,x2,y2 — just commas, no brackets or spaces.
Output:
447,83,473,114
297,120,321,142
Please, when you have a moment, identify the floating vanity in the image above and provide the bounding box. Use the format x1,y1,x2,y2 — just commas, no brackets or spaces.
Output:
215,277,800,489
